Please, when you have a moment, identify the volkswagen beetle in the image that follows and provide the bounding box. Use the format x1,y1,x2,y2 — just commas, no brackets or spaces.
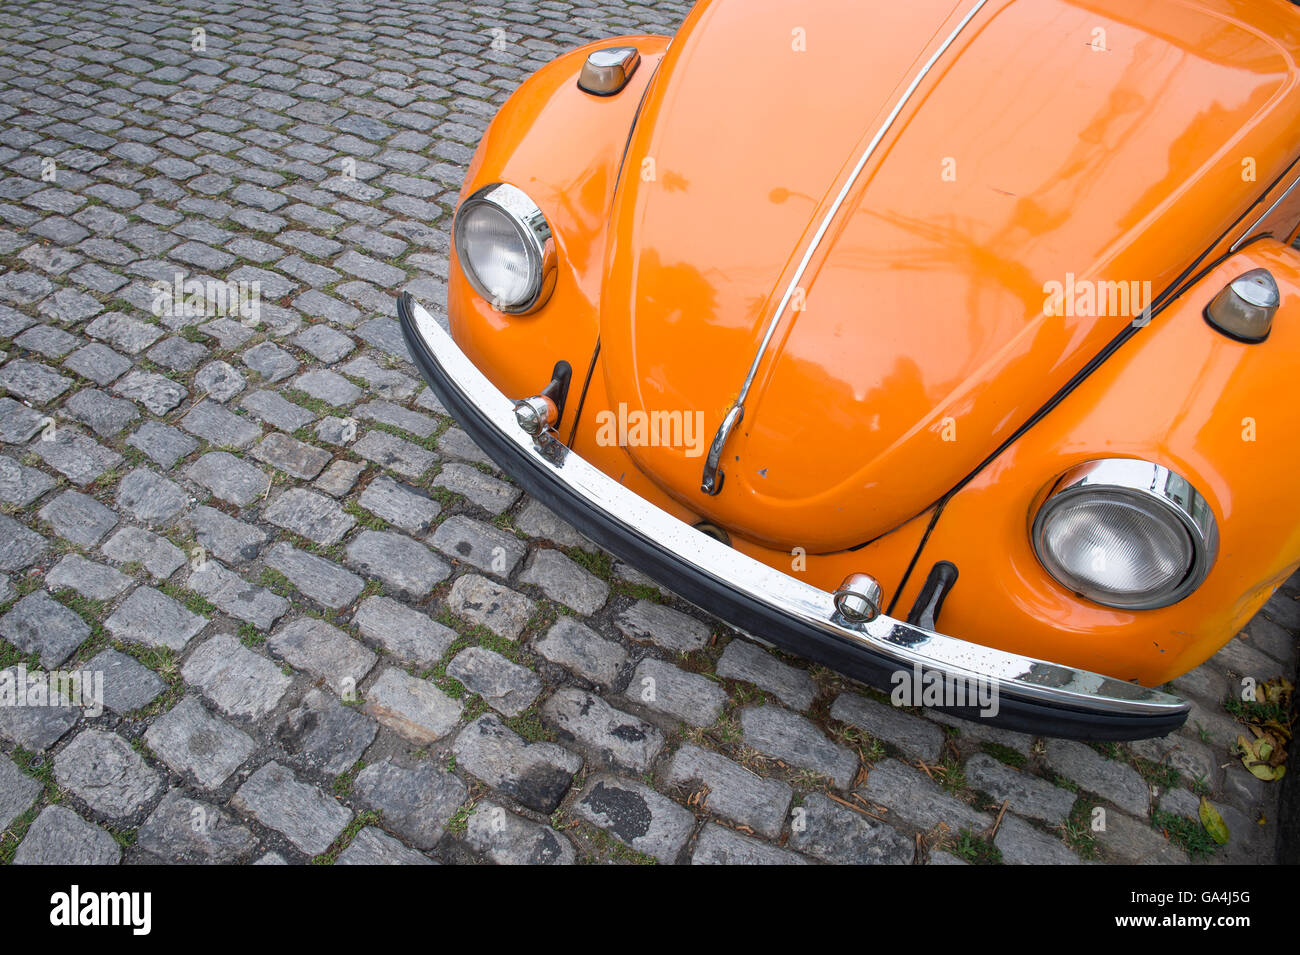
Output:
400,0,1300,740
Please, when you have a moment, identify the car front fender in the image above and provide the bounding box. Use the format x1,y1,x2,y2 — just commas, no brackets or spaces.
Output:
899,239,1300,686
447,35,670,429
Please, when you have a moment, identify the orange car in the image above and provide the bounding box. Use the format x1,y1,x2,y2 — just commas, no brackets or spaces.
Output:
400,0,1300,739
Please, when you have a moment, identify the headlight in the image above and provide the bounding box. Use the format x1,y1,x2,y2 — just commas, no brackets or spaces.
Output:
1031,459,1217,610
453,182,556,314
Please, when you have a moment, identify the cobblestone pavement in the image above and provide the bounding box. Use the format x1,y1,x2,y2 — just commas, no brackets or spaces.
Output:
0,0,1296,866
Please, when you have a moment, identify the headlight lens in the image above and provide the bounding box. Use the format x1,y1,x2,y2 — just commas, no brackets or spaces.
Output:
1032,459,1217,610
454,182,556,314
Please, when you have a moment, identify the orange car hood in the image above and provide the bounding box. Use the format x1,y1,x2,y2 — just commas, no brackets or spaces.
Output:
598,0,1300,552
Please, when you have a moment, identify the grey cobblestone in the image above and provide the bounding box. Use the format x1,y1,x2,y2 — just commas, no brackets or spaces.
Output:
741,705,858,790
113,370,187,414
543,687,665,772
243,342,300,383
2,590,91,667
353,759,466,849
13,805,120,865
315,459,365,497
447,646,542,717
33,427,122,485
465,800,575,865
46,554,131,601
519,548,608,615
353,429,437,479
263,487,355,545
100,525,185,580
265,542,363,610
624,657,727,727
269,617,376,698
361,667,461,744
453,713,581,813
182,633,293,721
616,600,710,653
187,562,287,631
64,343,131,385
345,529,449,598
358,474,441,532
664,743,792,839
127,420,197,468
0,359,73,404
693,823,807,865
115,466,188,525
182,399,262,449
86,648,165,715
137,790,257,864
232,761,351,856
433,461,519,513
54,728,161,818
64,387,138,437
145,695,255,789
830,691,946,764
573,774,694,864
717,639,816,711
857,758,992,834
1044,739,1151,817
195,360,246,402
533,617,627,687
277,688,378,777
252,432,331,479
964,753,1075,825
0,666,79,751
293,369,360,407
186,450,271,506
431,514,526,577
0,755,41,833
338,827,434,865
0,515,48,570
185,506,268,565
240,389,315,432
788,792,913,865
358,400,436,438
0,398,44,443
994,814,1083,865
446,573,534,640
39,489,118,547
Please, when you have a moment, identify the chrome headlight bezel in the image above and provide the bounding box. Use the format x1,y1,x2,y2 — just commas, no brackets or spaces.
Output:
1031,458,1218,610
453,182,557,314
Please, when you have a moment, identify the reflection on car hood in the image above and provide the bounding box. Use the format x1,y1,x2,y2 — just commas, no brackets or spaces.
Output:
598,0,1300,552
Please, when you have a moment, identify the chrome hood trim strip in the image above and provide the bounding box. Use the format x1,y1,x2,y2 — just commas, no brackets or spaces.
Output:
700,0,992,494
403,293,1187,721
1230,170,1300,252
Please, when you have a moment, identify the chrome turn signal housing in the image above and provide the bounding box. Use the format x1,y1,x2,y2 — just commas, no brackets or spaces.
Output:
577,46,640,96
1203,267,1279,343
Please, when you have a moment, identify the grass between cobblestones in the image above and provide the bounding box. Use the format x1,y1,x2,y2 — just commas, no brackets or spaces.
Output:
1151,808,1218,859
312,810,380,865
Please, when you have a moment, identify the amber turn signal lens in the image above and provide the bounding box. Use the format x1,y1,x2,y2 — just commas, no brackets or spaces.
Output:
577,47,640,96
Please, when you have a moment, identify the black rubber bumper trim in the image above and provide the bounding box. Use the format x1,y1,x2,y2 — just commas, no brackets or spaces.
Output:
399,301,1187,741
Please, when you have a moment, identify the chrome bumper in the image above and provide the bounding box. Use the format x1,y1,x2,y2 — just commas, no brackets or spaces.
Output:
398,293,1189,740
